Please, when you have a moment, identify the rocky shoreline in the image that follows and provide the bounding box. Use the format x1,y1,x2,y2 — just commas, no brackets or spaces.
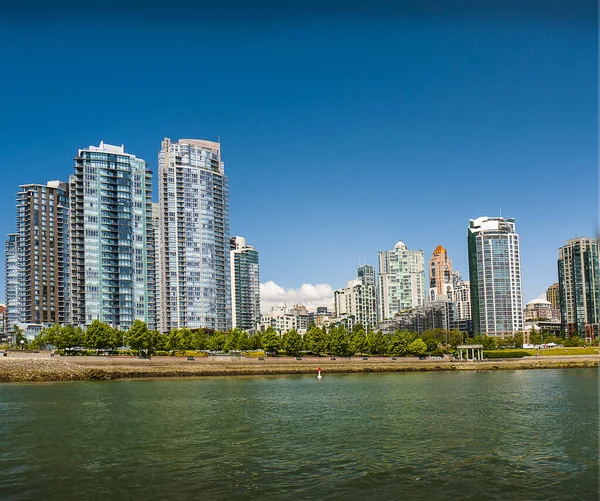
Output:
0,354,597,382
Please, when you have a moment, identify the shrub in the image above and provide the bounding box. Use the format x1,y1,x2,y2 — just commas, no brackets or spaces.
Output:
174,350,208,358
484,350,529,359
245,350,266,358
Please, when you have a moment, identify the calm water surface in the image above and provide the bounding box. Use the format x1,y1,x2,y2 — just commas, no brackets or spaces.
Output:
0,369,597,500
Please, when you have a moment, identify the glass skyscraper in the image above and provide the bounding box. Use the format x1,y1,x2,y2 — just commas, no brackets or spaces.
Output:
158,138,231,332
377,240,425,321
70,142,155,330
357,264,376,288
467,216,523,337
558,237,599,340
230,236,260,331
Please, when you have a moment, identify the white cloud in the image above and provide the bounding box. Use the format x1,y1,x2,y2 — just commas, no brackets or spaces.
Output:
260,281,334,314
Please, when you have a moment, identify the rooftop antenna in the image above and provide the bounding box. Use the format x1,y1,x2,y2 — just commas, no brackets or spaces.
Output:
499,208,502,217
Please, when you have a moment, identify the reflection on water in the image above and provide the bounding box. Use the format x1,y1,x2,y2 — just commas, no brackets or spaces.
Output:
0,369,597,500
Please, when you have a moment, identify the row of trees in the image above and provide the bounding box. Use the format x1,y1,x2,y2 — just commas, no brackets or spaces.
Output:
16,321,594,356
23,321,451,356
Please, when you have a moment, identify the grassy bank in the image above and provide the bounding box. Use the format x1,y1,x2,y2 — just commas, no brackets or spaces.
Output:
0,355,598,383
484,347,600,358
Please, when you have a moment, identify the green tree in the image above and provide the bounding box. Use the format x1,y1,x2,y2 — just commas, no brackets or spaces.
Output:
352,323,365,334
366,330,387,355
190,329,208,351
236,331,251,351
408,338,427,355
115,329,127,348
60,324,83,350
166,329,179,351
173,328,193,350
424,338,438,352
127,320,157,356
349,328,367,355
207,331,226,352
529,328,542,345
225,329,245,352
249,331,263,350
513,333,524,348
447,331,465,348
29,334,46,350
261,327,281,354
42,324,61,348
388,330,411,356
84,320,116,351
328,325,351,357
13,325,25,348
422,329,447,344
304,325,327,355
155,331,169,351
282,329,304,356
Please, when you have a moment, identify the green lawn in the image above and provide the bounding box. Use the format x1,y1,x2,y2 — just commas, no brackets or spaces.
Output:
484,347,599,358
538,347,599,356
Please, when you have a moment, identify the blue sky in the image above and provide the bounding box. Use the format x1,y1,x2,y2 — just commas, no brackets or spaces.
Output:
0,2,597,309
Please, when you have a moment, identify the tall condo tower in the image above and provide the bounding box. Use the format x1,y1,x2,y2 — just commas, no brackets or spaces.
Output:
150,202,161,330
5,182,70,326
70,142,155,330
428,245,454,300
357,264,376,288
158,138,231,332
230,236,260,331
546,282,560,311
378,240,425,321
558,237,599,340
454,280,472,321
4,234,20,328
467,216,523,337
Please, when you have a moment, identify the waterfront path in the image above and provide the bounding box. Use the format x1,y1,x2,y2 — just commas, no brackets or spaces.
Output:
0,352,597,382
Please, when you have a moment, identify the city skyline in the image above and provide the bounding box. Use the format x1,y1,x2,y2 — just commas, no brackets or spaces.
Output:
0,6,596,310
1,140,595,315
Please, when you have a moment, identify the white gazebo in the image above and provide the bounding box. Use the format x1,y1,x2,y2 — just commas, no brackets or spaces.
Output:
457,344,484,362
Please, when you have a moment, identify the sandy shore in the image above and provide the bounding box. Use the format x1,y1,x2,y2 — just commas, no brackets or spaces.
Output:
0,353,597,382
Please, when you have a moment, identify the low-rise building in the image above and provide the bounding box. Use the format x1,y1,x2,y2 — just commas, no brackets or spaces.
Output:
258,303,309,336
524,298,560,322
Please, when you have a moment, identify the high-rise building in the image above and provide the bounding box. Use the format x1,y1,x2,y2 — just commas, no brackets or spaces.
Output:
334,276,378,331
378,240,425,321
230,236,260,332
546,282,560,311
70,142,155,330
149,202,161,331
454,280,472,321
468,216,523,337
558,237,599,340
5,234,19,328
158,138,231,332
428,245,454,301
357,264,376,288
5,181,70,326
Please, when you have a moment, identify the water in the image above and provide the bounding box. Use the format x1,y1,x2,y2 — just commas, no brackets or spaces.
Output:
0,369,597,500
